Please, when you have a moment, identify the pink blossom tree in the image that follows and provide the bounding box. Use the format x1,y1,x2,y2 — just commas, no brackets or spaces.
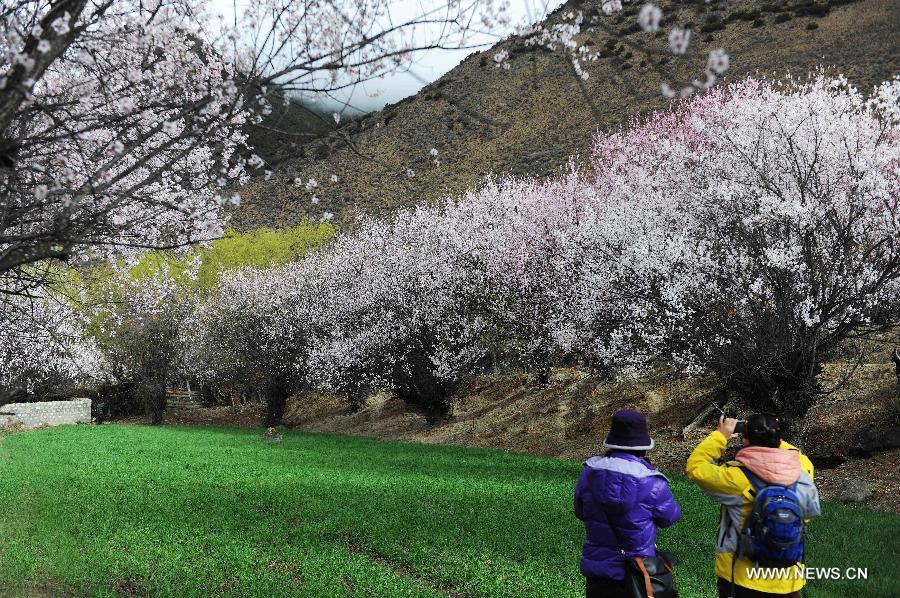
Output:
454,175,588,382
571,76,900,415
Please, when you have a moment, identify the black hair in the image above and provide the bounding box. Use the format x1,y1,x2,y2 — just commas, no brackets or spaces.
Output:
745,414,781,448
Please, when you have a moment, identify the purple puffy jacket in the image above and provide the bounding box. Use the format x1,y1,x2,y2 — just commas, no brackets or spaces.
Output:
574,452,681,580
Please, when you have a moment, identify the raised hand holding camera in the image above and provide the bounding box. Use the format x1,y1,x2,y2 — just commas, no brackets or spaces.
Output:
717,416,740,439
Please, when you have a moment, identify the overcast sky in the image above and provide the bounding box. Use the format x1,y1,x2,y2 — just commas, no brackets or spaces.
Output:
209,0,564,113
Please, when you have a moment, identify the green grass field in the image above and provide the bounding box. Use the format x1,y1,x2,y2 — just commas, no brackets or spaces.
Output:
0,425,897,597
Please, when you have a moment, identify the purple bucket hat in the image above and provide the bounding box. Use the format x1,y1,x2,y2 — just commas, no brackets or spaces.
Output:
603,408,654,450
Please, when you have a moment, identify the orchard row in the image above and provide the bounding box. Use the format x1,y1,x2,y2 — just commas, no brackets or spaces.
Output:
9,76,899,421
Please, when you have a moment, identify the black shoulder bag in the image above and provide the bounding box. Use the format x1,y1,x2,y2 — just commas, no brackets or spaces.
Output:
624,552,679,598
604,508,679,598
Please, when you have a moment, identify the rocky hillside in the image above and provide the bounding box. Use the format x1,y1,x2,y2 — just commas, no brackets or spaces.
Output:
232,0,900,229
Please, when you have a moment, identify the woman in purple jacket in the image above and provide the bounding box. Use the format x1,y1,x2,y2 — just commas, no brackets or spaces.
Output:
574,409,681,598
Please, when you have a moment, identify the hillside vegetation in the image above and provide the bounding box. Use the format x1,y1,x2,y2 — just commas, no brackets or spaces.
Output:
233,0,900,229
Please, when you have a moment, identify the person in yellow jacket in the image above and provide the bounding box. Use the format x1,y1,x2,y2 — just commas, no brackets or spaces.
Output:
686,414,820,598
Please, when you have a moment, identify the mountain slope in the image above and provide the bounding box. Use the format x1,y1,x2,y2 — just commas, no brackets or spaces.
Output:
233,0,900,229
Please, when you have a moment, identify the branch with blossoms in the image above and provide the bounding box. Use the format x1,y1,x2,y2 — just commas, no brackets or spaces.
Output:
0,0,522,298
509,1,730,98
1,0,255,295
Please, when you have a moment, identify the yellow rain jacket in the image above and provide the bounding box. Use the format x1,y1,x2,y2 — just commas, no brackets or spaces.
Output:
686,430,820,594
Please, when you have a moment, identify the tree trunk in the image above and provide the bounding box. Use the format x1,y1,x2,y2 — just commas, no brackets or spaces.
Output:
346,390,366,413
536,367,551,388
200,381,216,406
150,377,167,425
263,382,289,427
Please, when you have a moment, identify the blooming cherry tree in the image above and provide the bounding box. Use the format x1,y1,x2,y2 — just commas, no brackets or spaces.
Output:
454,175,588,382
0,290,101,403
81,256,200,423
184,260,325,425
0,0,518,385
571,76,900,414
304,207,491,417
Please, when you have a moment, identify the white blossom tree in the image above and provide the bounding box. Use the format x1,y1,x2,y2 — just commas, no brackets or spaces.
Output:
0,288,101,404
0,0,517,389
304,208,491,418
79,255,200,423
183,259,326,425
185,209,491,421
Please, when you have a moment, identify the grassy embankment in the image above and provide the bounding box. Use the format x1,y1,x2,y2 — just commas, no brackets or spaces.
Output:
0,425,897,597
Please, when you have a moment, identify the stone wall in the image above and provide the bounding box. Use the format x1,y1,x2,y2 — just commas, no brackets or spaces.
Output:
0,398,92,429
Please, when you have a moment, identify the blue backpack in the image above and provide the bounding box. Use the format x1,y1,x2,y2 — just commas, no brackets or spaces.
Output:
738,467,805,567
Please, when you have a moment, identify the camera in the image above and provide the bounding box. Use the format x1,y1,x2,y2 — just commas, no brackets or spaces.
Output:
733,420,747,435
